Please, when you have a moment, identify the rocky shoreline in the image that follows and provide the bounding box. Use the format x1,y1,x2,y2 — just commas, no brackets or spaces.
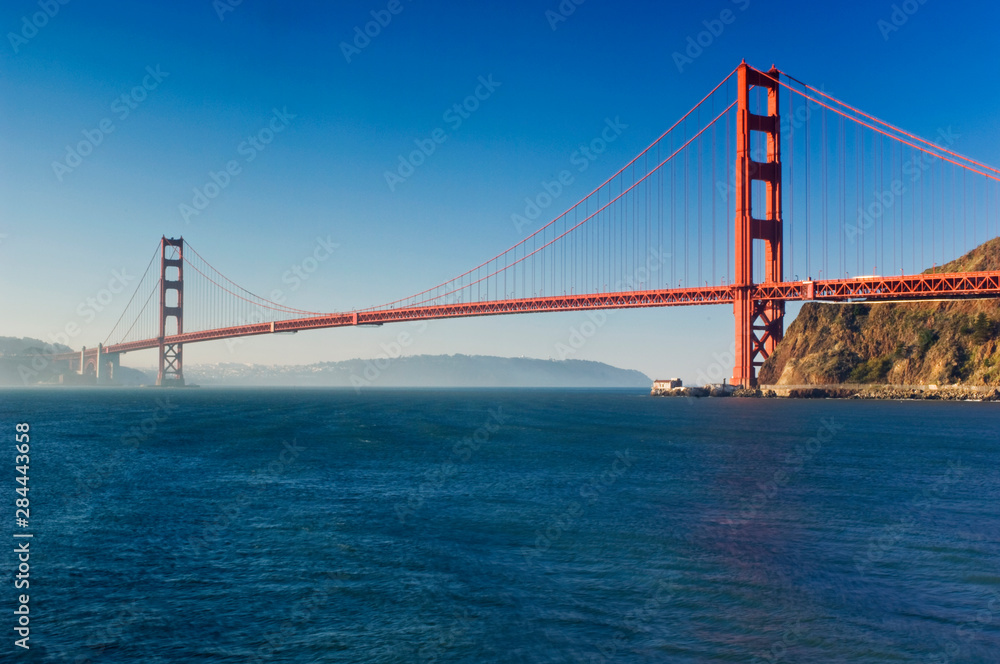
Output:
741,385,1000,401
653,384,1000,401
650,385,734,398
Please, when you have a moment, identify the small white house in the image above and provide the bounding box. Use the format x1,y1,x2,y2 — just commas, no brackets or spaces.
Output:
652,378,683,390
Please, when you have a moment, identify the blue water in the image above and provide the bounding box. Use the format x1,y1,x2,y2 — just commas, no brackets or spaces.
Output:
3,388,1000,663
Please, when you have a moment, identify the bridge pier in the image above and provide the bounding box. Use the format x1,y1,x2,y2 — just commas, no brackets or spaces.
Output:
95,345,121,384
74,344,122,384
94,344,103,382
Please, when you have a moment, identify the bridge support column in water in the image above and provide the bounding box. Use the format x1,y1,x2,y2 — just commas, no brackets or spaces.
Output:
93,343,121,384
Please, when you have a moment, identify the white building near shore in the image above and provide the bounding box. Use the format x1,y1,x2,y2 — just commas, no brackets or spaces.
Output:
652,378,683,390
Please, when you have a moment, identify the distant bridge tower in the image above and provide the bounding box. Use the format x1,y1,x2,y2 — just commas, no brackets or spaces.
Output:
157,237,185,386
732,62,784,389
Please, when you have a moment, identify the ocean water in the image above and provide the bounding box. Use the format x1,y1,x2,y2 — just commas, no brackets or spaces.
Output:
3,388,1000,663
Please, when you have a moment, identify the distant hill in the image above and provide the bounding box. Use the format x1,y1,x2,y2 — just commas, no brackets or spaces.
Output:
1,339,649,388
759,238,1000,386
0,337,72,386
0,337,153,386
184,354,652,388
0,336,71,356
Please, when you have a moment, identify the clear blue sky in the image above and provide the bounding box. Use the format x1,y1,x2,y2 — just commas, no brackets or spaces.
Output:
2,0,999,381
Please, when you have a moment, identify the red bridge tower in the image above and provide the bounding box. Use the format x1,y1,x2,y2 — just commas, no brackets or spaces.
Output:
732,63,784,388
157,236,185,386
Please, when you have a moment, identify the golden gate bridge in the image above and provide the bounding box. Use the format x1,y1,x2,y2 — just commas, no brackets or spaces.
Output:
53,62,1000,388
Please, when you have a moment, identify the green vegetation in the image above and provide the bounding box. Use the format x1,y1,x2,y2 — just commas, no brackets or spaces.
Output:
916,328,938,354
985,352,1000,383
973,312,993,344
838,305,864,333
848,355,893,383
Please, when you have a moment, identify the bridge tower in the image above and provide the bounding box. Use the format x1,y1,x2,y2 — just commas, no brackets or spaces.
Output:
732,62,784,388
157,237,185,386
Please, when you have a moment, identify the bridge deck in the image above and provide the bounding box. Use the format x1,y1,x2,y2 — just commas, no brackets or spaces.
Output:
51,270,1000,361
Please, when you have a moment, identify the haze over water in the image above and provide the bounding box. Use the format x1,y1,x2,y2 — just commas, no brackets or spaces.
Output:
6,388,1000,662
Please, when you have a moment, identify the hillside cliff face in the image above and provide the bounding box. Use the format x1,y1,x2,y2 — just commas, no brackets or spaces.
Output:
758,238,1000,386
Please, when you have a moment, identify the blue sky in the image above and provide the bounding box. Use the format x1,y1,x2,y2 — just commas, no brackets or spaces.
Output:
2,0,999,381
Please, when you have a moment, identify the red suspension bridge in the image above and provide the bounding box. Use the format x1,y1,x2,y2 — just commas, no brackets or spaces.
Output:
54,61,1000,388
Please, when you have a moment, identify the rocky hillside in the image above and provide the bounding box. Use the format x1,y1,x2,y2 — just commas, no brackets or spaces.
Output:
759,238,1000,386
923,236,1000,274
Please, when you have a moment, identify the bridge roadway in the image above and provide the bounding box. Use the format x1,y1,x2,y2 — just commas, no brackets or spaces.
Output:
51,269,1000,362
